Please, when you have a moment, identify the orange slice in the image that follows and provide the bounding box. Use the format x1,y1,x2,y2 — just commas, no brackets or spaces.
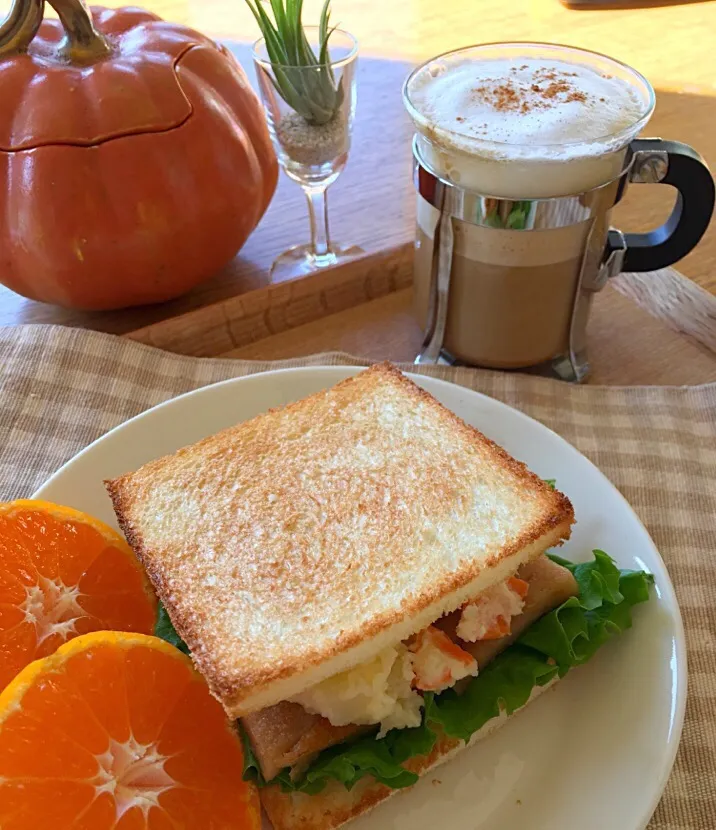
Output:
0,500,157,691
0,631,261,829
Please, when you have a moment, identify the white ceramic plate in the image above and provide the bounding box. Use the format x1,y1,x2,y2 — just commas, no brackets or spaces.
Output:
34,367,685,830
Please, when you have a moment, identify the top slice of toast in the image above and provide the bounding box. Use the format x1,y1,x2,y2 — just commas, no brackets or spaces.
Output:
107,364,573,718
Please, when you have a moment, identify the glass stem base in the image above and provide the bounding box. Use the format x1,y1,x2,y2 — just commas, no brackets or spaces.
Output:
305,185,331,258
269,243,365,280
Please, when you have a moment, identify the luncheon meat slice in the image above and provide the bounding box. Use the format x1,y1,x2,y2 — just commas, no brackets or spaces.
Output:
436,555,578,664
241,555,578,781
242,701,368,782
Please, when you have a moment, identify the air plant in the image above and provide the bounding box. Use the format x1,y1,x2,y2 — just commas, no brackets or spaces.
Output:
246,0,344,126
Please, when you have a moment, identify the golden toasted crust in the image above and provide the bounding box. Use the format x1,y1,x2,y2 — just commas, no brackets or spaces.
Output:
259,681,559,830
106,363,573,716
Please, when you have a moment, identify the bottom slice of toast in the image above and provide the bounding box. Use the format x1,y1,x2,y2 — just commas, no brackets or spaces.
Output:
260,679,559,830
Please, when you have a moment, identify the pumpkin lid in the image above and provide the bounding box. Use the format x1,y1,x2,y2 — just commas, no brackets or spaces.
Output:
0,3,219,151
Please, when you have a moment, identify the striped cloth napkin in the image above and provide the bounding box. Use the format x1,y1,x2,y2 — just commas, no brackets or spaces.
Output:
1,323,714,829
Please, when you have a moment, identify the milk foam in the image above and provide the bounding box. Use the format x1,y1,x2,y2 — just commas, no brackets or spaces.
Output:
406,53,652,198
410,58,644,150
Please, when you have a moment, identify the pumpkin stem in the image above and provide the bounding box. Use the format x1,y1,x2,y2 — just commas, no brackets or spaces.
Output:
0,0,44,57
47,0,112,64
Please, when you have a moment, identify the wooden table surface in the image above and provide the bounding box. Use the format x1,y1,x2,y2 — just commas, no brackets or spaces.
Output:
1,0,715,335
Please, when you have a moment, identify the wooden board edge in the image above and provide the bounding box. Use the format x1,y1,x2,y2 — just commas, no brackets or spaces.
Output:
125,243,413,356
613,268,716,356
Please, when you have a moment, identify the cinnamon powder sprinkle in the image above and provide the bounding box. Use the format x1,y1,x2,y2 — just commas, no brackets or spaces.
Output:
470,67,590,113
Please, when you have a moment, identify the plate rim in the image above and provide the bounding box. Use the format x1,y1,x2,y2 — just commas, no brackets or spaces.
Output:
32,365,687,829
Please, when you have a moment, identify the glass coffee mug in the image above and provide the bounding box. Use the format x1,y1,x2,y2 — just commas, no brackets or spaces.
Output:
403,43,715,380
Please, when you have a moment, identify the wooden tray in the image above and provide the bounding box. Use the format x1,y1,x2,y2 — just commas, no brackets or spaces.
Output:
125,244,716,387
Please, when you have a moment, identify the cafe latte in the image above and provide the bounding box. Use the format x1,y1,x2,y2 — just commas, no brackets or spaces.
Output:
404,44,654,370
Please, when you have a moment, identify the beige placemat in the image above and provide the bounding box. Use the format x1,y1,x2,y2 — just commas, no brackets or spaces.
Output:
1,324,715,828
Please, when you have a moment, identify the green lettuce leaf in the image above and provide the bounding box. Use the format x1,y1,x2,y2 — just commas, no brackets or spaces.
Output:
239,722,268,785
425,647,560,742
303,731,425,792
552,549,623,609
248,551,653,793
154,602,190,655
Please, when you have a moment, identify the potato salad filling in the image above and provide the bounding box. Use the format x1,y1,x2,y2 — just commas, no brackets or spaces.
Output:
293,576,529,734
457,577,528,642
292,643,424,737
409,625,477,692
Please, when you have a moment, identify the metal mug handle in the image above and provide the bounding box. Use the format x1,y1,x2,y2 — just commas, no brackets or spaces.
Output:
605,138,715,272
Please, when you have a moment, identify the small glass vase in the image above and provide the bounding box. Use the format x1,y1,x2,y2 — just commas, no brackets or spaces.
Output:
253,28,361,279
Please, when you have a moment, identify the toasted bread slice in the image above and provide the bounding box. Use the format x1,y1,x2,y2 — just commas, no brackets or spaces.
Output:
107,363,573,718
259,680,560,830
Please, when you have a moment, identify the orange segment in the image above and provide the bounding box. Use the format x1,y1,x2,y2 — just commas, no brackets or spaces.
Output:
0,568,29,602
18,670,109,755
62,630,133,744
0,631,261,830
0,603,24,627
0,623,36,689
146,811,175,830
123,640,193,745
0,779,97,829
73,795,116,830
78,544,159,632
0,501,157,691
0,705,99,779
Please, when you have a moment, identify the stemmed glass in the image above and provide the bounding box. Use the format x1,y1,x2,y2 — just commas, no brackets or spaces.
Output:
253,28,361,279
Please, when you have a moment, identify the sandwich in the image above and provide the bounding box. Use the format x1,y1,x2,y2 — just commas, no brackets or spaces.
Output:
106,363,653,830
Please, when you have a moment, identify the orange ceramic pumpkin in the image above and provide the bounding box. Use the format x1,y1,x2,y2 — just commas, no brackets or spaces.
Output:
0,0,278,310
